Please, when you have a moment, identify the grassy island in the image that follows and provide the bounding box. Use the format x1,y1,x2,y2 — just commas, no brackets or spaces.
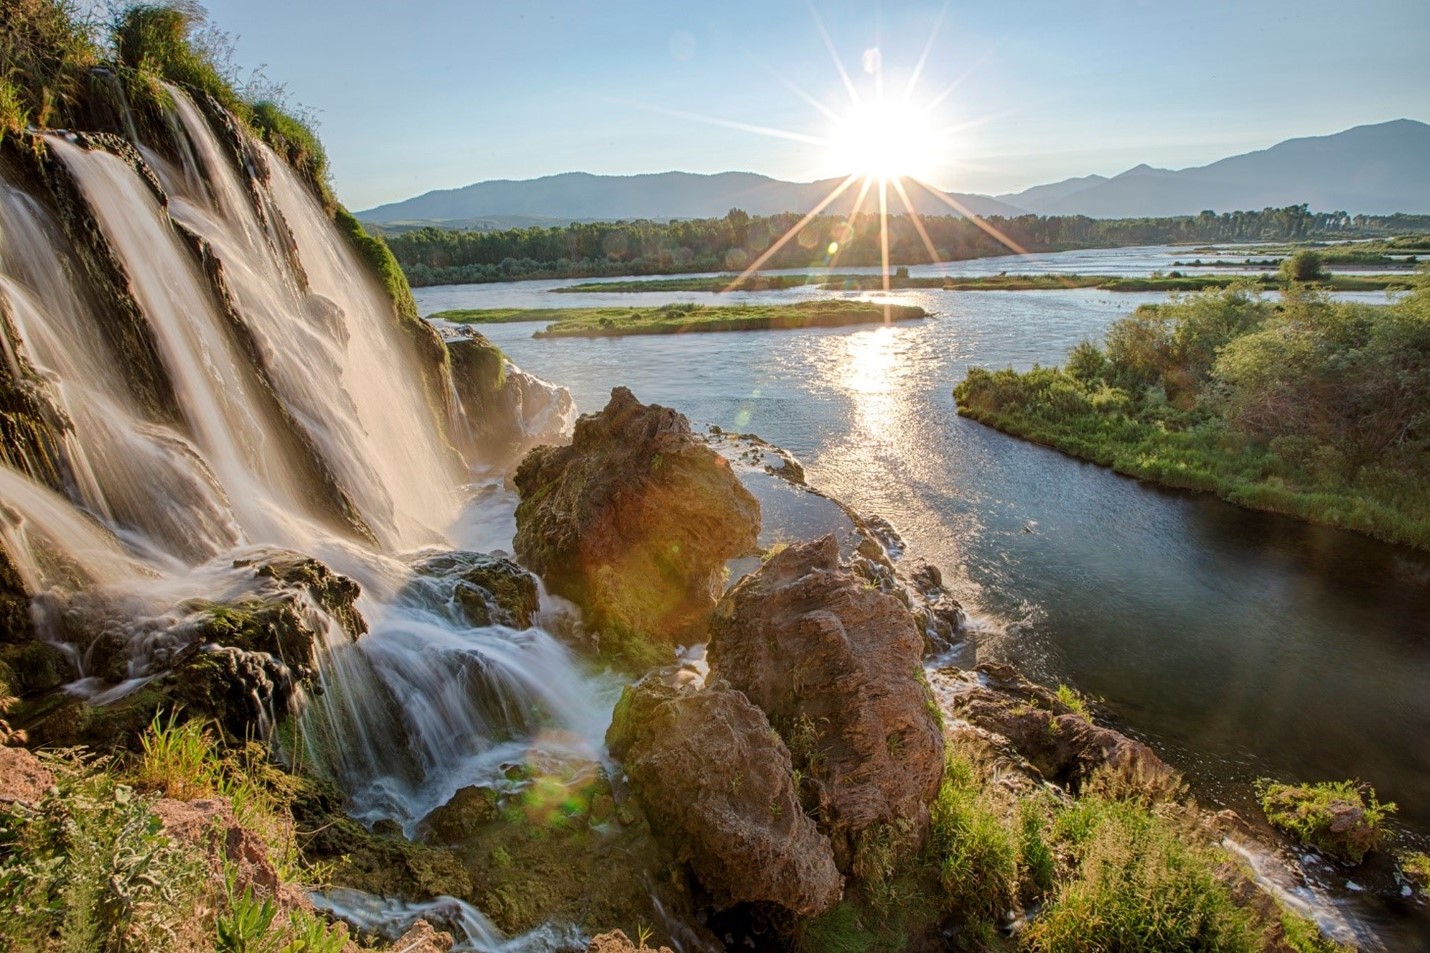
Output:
554,271,1412,295
432,300,928,337
954,280,1430,550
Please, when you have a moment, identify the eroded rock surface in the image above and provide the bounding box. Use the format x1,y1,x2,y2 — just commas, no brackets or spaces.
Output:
606,675,842,916
708,535,945,865
21,549,366,748
944,662,1177,794
514,388,758,654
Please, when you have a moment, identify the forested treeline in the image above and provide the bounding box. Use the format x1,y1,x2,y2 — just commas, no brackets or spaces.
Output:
379,205,1430,286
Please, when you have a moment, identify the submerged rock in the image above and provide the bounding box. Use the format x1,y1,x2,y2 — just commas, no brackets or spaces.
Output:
514,387,759,660
708,535,945,867
409,551,538,629
606,675,842,916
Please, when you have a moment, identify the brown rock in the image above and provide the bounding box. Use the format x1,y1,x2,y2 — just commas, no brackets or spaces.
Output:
606,676,842,916
947,663,1177,795
514,388,759,652
708,535,945,865
152,795,311,911
586,929,674,953
385,919,453,953
0,745,54,805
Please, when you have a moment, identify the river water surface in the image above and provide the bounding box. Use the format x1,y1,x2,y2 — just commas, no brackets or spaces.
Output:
415,247,1430,853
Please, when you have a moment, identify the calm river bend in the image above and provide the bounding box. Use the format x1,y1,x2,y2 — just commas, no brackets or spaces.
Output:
415,247,1430,857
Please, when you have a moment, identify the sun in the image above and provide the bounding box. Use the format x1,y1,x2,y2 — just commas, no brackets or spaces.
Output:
829,98,942,183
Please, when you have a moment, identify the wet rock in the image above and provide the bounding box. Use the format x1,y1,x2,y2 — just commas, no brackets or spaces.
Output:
420,784,500,845
587,930,674,953
447,330,575,468
946,663,1178,795
410,552,538,629
708,535,945,866
606,675,842,916
23,549,367,748
514,387,759,659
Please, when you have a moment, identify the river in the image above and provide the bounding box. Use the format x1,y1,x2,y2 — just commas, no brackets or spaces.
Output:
415,247,1430,856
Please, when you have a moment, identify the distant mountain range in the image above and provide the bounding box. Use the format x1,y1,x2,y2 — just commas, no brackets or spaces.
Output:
357,171,1022,227
996,120,1430,217
358,120,1430,227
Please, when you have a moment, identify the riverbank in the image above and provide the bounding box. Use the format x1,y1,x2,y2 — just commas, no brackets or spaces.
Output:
552,272,1412,294
953,283,1430,551
432,300,928,337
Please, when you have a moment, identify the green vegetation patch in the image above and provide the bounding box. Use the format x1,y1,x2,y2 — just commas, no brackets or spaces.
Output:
0,717,350,952
954,281,1430,550
1023,796,1261,952
434,300,927,337
1257,779,1396,865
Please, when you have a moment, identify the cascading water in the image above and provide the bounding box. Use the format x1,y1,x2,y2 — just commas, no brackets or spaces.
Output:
0,82,606,912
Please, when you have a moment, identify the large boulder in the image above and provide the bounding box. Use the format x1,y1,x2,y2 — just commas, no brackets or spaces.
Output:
514,388,759,658
606,675,842,916
708,535,945,867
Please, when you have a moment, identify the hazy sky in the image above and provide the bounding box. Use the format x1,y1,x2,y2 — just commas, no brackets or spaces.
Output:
199,0,1430,211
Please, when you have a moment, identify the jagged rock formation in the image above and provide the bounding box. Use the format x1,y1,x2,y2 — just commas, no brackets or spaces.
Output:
708,535,945,867
606,674,842,916
942,662,1178,794
513,387,759,657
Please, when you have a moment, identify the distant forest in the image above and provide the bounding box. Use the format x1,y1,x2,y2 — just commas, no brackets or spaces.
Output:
377,206,1430,286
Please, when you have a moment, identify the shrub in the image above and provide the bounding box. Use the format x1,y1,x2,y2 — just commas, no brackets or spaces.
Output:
1024,797,1260,952
250,100,328,187
112,3,247,118
1257,779,1395,865
0,753,209,952
1281,250,1326,283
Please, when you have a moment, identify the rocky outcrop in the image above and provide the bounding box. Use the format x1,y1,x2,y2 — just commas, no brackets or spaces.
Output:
152,794,311,912
606,675,842,916
708,535,945,866
943,663,1178,795
21,549,366,748
409,552,538,629
514,388,759,658
446,329,574,469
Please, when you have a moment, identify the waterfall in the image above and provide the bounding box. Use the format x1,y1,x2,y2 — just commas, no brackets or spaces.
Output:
0,89,602,837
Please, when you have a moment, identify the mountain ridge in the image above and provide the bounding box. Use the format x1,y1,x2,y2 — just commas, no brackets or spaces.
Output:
359,120,1430,226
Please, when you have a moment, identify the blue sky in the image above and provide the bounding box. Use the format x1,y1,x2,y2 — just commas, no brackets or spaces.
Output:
200,0,1430,211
